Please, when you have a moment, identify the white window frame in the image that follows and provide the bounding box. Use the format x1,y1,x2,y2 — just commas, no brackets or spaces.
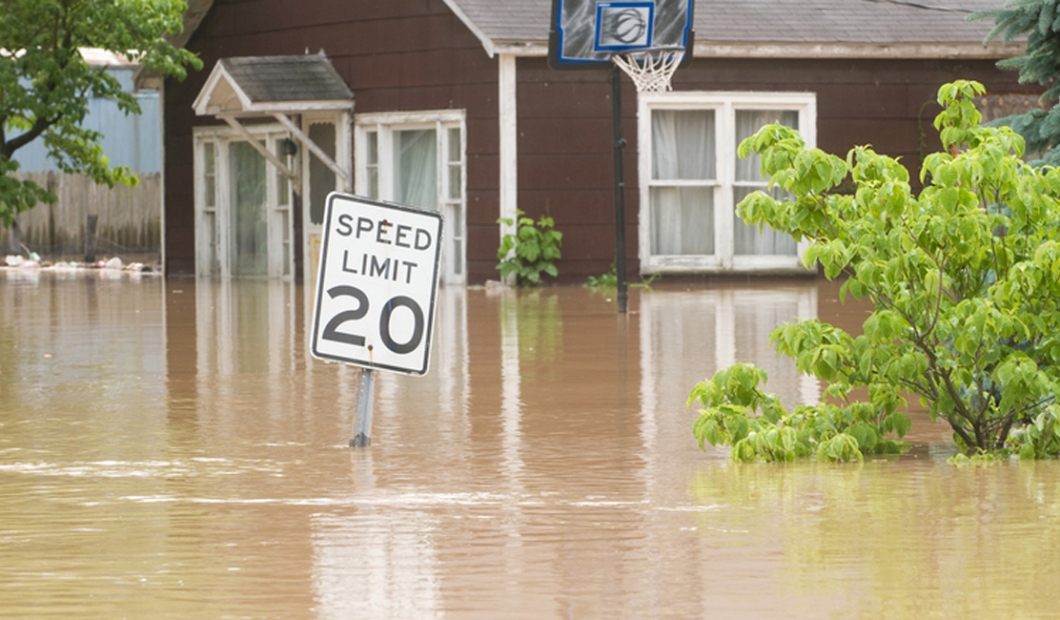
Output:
637,91,817,275
193,123,295,279
354,109,467,286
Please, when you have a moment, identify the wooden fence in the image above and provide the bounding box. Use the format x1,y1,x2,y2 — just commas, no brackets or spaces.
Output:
1,171,162,262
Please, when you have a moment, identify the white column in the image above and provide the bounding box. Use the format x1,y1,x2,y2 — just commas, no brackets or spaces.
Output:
498,54,518,249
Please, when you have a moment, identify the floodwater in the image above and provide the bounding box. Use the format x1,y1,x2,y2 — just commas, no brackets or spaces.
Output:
2,271,1059,619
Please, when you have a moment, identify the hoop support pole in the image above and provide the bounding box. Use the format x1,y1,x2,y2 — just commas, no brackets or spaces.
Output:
611,64,629,314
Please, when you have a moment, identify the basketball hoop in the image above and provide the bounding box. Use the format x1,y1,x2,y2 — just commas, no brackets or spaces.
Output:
611,46,685,92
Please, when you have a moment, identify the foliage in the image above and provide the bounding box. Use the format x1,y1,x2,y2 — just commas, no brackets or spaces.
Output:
690,363,909,463
691,79,1060,462
976,1,1060,165
584,263,659,290
496,209,563,286
0,0,202,227
585,267,618,289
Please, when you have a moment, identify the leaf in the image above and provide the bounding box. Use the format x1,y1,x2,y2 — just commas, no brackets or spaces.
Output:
886,413,912,438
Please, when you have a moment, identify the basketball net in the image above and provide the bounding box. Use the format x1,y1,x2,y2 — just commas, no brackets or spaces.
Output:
611,47,684,92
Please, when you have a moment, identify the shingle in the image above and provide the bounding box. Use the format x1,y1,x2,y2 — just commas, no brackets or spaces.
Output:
448,0,1005,46
219,55,353,104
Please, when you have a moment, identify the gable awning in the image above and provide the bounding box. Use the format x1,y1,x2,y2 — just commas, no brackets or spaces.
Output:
193,54,353,116
193,54,354,192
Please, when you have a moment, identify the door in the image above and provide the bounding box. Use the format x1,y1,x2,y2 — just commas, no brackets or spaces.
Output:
194,126,295,279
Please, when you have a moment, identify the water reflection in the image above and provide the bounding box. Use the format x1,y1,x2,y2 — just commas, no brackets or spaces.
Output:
2,272,1060,619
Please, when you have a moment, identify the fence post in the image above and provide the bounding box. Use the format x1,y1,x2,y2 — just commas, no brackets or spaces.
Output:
84,215,98,263
8,221,21,255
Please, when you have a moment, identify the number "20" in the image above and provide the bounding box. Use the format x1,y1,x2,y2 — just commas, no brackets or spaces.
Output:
321,285,425,354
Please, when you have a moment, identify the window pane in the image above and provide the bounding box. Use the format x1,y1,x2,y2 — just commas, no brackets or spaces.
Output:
650,186,714,255
203,142,216,208
202,210,218,276
229,141,268,276
451,201,464,276
280,209,291,277
651,110,715,180
448,164,461,201
735,110,798,182
367,168,379,200
308,122,337,225
448,127,461,162
366,131,378,165
274,140,289,206
394,129,437,210
733,186,796,255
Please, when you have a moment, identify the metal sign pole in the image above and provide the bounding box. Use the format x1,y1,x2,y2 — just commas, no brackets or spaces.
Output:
351,368,376,447
611,64,629,314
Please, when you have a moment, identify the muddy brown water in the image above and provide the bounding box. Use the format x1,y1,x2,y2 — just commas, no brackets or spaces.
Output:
2,271,1059,619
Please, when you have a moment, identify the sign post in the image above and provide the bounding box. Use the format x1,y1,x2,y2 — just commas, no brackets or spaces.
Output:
310,192,443,446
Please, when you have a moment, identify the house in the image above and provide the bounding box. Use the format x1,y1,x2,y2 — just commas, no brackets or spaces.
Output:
160,0,1032,284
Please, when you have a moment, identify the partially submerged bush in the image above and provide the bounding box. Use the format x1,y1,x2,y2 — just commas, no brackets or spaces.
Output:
691,80,1060,462
497,210,562,286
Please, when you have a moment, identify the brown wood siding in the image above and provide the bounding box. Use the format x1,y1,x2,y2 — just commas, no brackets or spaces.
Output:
163,0,498,280
514,56,1038,283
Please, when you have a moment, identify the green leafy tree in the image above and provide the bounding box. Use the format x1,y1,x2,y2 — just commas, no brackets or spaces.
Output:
976,0,1060,165
0,0,201,228
692,80,1060,462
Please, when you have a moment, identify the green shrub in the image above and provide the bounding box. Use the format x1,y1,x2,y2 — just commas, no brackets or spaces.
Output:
692,80,1060,462
496,210,562,286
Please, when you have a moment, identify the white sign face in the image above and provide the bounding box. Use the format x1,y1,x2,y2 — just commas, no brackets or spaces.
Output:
311,193,443,375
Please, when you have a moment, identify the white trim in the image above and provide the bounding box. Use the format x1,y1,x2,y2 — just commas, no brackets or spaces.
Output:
491,42,549,58
694,41,1024,60
159,82,167,270
442,0,496,57
485,40,1022,60
637,90,817,275
192,64,251,116
498,54,519,260
356,109,466,126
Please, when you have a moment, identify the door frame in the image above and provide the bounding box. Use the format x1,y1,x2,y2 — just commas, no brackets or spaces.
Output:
193,123,296,279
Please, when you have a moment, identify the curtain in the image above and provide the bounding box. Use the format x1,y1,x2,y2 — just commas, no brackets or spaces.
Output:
229,141,268,276
395,129,437,211
651,109,716,255
734,110,798,256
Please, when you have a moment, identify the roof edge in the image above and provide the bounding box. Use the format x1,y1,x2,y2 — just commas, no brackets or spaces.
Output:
489,39,1024,60
192,62,251,116
441,0,496,57
694,40,1025,60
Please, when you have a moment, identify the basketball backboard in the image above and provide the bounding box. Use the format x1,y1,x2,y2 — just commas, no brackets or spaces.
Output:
549,0,695,69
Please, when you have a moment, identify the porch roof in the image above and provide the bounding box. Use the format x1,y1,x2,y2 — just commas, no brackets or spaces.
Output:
192,54,353,117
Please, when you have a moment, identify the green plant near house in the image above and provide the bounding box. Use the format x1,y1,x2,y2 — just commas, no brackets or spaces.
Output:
497,210,563,286
585,264,659,290
692,80,1060,463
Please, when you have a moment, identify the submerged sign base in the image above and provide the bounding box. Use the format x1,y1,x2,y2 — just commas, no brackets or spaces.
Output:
311,192,443,376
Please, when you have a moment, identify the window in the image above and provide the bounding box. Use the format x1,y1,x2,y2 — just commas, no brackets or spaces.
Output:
355,110,466,285
193,125,295,279
638,92,816,274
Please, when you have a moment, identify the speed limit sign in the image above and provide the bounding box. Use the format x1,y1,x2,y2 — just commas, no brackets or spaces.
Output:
310,193,443,375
